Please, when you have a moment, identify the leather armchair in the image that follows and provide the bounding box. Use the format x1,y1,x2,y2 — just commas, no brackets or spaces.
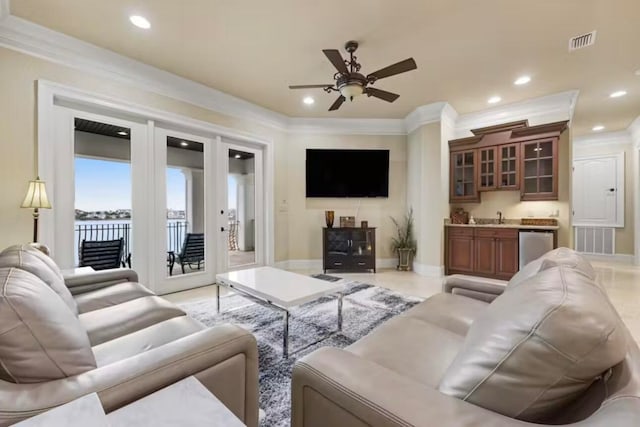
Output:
0,245,259,427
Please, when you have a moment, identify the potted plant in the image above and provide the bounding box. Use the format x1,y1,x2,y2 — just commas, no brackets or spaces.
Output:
390,208,417,271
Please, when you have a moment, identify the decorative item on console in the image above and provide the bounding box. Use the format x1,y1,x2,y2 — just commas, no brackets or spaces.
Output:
325,210,335,228
361,220,368,228
340,216,356,228
451,208,469,224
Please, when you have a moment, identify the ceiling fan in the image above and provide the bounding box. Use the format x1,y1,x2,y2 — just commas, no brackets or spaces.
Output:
289,40,417,111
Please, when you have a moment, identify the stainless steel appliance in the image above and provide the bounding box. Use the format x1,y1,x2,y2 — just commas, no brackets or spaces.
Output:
519,231,555,268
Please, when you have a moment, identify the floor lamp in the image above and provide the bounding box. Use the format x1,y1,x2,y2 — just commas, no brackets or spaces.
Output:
21,176,52,243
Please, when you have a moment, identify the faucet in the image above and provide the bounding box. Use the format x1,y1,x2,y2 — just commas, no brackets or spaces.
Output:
497,211,503,224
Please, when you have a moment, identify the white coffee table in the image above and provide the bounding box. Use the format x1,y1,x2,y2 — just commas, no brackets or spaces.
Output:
216,267,345,358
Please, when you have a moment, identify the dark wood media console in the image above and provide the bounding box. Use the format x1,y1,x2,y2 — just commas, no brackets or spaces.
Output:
323,227,376,273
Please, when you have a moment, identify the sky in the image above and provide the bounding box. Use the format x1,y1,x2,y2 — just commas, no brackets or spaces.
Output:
75,157,237,212
75,157,186,211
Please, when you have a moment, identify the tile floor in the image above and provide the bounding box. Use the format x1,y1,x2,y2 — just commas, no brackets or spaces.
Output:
164,260,640,345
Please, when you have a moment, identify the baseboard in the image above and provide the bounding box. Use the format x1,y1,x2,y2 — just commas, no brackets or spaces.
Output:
581,253,635,264
412,262,445,277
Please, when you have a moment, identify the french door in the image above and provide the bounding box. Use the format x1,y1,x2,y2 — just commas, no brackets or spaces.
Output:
46,101,269,295
153,128,216,294
218,141,265,272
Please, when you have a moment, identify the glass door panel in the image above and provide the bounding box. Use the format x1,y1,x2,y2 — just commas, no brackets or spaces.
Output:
165,137,205,277
228,149,257,268
73,117,132,270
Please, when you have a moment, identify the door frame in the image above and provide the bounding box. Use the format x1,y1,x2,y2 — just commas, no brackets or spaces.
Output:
37,80,275,288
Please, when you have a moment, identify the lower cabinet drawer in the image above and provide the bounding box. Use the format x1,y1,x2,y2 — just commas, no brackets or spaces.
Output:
324,257,351,269
352,258,374,269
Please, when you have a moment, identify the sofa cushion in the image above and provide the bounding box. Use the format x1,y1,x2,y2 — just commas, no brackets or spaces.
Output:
438,266,627,422
92,316,204,366
80,296,186,345
74,281,155,314
402,293,488,336
507,247,596,290
347,315,464,387
0,244,78,315
0,268,96,383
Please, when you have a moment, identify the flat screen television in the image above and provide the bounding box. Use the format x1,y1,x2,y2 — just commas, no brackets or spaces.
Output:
306,149,389,198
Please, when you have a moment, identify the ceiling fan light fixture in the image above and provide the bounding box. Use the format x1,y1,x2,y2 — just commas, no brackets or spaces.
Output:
339,84,364,100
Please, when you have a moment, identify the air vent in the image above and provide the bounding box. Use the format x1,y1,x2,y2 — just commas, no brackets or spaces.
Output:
569,31,597,51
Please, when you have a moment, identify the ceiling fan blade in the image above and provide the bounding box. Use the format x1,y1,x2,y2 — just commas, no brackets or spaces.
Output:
328,95,346,111
323,49,349,74
367,58,417,81
288,84,333,89
366,87,400,103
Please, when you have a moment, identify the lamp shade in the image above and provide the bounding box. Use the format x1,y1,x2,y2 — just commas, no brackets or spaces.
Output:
21,177,51,209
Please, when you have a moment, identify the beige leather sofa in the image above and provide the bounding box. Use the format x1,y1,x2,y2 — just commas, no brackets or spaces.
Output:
292,248,640,426
0,244,258,427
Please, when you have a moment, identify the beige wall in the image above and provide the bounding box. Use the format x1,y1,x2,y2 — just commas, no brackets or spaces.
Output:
451,131,572,248
573,140,635,255
0,47,291,259
285,133,407,260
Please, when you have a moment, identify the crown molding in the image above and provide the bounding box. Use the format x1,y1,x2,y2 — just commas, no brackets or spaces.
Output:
287,117,406,135
404,102,448,134
573,130,632,147
0,15,291,130
0,10,582,138
453,90,579,138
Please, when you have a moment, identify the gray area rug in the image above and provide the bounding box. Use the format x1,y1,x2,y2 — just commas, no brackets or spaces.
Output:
179,281,423,427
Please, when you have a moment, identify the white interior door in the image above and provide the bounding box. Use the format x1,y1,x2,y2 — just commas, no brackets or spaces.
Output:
218,141,265,272
572,153,624,227
153,128,216,294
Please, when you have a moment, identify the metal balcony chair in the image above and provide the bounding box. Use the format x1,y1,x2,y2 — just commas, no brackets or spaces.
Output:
79,238,126,271
168,233,205,276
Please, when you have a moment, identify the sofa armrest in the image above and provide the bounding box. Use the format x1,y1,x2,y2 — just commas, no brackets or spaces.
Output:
0,324,259,427
64,269,139,295
443,274,508,303
292,347,530,427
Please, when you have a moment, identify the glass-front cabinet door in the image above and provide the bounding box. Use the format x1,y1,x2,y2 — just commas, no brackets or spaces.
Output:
324,228,350,269
450,150,479,202
521,139,558,201
350,228,374,267
498,143,520,190
478,147,497,191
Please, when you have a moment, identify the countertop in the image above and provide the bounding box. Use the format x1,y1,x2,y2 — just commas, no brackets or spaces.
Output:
445,223,559,231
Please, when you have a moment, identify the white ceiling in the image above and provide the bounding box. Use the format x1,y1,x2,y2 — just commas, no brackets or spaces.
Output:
10,0,640,136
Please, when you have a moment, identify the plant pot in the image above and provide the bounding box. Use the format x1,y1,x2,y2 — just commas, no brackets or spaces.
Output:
396,248,413,271
325,210,335,228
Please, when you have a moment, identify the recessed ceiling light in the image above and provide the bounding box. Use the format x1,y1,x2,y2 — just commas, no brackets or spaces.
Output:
303,96,315,105
117,131,128,136
592,125,605,132
514,75,531,85
129,15,151,29
180,141,188,147
234,154,242,159
488,96,502,104
610,90,627,98
635,69,640,76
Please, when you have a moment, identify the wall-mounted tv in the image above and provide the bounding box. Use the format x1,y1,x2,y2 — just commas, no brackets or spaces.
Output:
306,149,390,198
